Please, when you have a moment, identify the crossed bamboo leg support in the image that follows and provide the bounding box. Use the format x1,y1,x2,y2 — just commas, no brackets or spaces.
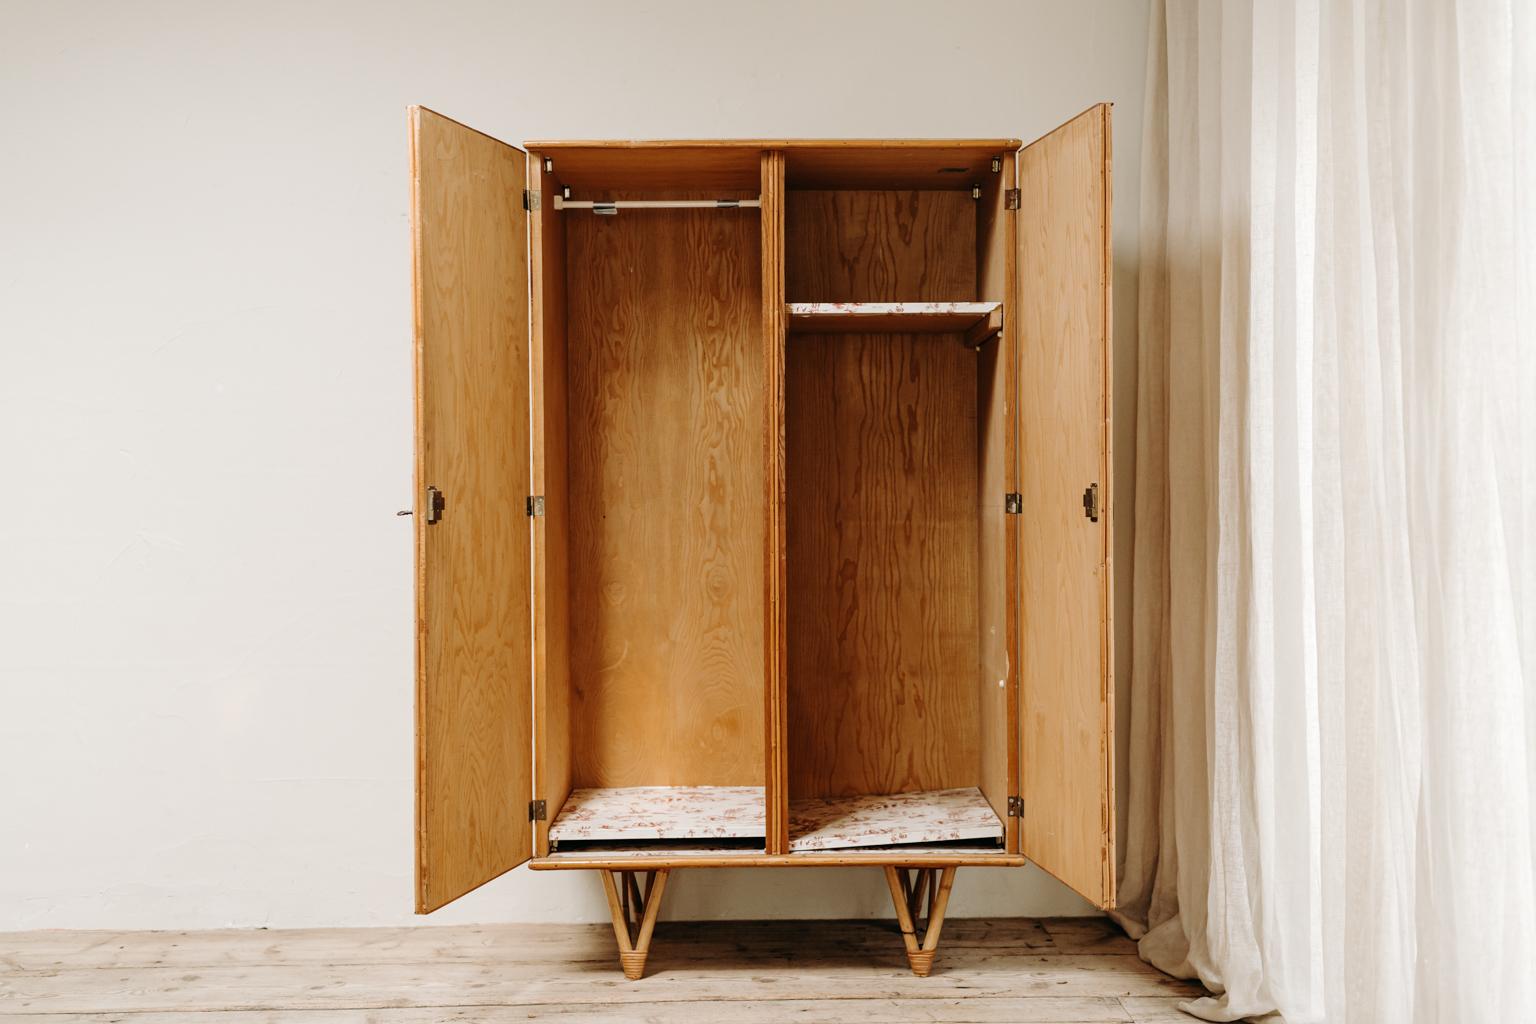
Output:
883,865,958,977
598,867,671,979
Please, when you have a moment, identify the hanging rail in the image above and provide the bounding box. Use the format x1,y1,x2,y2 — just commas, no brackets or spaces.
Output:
553,196,762,214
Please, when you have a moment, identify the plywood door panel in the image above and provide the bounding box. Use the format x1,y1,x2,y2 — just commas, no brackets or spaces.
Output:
1016,104,1115,907
565,196,765,788
410,107,532,912
786,331,980,798
529,156,571,857
785,191,976,301
975,153,1019,852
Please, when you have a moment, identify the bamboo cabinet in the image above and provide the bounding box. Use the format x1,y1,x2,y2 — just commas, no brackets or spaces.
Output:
409,106,1116,979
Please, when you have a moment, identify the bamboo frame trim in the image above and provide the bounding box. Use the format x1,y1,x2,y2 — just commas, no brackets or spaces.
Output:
532,852,1022,870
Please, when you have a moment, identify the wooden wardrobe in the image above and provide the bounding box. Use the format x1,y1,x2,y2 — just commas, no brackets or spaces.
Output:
408,105,1115,979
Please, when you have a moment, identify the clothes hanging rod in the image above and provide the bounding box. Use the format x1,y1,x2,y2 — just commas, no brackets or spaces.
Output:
552,196,762,214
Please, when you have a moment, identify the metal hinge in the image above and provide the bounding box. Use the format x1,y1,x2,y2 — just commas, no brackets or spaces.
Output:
523,189,541,211
543,157,554,173
1083,483,1100,522
425,485,445,525
971,184,981,200
1008,796,1024,817
528,799,546,821
1005,188,1021,210
1005,492,1023,515
991,156,1002,173
527,495,545,517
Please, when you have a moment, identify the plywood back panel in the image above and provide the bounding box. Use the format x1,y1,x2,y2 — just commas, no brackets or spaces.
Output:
1016,104,1115,907
410,107,532,912
530,159,571,857
786,332,980,798
786,191,976,301
974,153,1018,852
530,147,761,191
565,197,765,788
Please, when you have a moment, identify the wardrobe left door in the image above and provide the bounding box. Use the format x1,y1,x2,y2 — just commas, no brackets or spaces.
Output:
410,107,534,913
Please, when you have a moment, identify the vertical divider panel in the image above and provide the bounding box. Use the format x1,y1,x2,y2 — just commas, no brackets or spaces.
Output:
760,150,789,854
529,154,571,857
975,151,1019,853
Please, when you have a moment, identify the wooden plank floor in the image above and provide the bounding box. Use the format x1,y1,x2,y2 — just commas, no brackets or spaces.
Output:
0,917,1205,1023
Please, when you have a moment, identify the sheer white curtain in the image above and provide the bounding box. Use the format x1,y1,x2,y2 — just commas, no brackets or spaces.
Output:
1117,1,1536,1021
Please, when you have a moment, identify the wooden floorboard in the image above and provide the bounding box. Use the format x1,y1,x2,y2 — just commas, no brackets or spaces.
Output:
0,918,1204,1023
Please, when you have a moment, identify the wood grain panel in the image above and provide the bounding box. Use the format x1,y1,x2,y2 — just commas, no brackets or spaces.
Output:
786,331,980,798
760,151,790,854
530,158,571,856
785,145,1012,189
565,194,765,789
531,147,761,191
975,152,1019,851
1016,104,1115,907
527,140,1020,193
786,191,976,302
410,107,532,912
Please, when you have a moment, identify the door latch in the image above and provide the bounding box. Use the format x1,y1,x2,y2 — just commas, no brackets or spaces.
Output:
426,486,446,525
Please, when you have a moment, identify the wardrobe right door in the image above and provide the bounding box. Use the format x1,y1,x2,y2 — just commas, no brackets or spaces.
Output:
1016,103,1116,909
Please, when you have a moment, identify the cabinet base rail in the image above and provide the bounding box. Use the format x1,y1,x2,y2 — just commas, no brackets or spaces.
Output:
594,865,961,979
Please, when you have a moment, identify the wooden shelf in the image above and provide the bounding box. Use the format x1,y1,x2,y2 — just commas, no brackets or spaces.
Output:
788,787,1005,852
786,302,1002,346
547,786,765,843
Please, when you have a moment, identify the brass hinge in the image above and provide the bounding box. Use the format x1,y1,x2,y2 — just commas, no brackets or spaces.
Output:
1083,483,1100,522
523,188,541,211
1005,188,1021,210
1005,492,1023,515
425,485,445,525
527,495,545,517
1008,796,1024,817
528,799,547,821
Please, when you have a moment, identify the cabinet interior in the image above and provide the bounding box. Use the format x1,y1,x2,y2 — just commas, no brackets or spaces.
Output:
532,145,1014,856
783,167,1013,853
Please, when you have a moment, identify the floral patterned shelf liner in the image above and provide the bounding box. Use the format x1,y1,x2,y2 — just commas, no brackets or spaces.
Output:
788,787,1004,852
546,784,1004,851
548,786,765,842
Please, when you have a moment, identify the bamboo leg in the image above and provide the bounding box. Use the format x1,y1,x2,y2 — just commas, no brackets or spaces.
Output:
883,866,921,959
626,870,646,922
598,870,634,955
883,865,958,976
921,867,957,955
598,868,672,980
910,869,931,925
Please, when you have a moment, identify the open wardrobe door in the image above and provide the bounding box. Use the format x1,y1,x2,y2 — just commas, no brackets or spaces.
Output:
1015,104,1116,909
410,107,534,913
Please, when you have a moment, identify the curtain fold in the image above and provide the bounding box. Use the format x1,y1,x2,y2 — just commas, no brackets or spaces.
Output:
1117,1,1536,1021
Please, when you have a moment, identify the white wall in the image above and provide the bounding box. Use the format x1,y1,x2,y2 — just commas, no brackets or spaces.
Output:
0,0,1146,931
